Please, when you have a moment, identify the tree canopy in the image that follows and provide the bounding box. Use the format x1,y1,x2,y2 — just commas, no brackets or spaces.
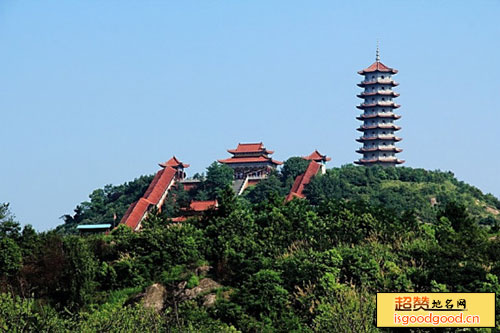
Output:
5,163,497,330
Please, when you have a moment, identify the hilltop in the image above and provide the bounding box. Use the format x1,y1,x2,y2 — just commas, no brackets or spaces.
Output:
58,162,500,234
1,162,498,331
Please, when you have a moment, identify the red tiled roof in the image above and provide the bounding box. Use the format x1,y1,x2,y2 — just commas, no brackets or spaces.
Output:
358,61,398,75
218,156,283,165
159,156,190,169
143,167,177,204
182,182,199,192
189,200,218,212
356,136,402,142
227,142,273,154
356,102,400,109
356,147,403,153
357,113,401,120
357,80,399,87
120,198,153,230
357,91,400,98
303,150,331,162
356,124,401,131
286,161,322,201
355,158,405,165
171,216,188,222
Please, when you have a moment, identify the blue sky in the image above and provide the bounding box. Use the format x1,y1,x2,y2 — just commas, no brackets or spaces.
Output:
1,1,499,230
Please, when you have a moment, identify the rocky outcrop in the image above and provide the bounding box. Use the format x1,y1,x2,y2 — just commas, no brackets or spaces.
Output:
202,293,217,307
131,275,222,312
179,278,221,301
142,283,167,312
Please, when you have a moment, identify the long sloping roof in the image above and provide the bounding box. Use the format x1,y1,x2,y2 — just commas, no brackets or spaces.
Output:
120,198,154,230
120,161,181,230
285,161,321,201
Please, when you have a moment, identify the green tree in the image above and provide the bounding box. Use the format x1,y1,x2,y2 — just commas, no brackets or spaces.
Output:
204,162,234,199
281,157,310,189
244,173,283,204
0,238,22,278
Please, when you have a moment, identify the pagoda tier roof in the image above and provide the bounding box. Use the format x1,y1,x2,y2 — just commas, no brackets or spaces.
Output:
357,79,399,87
356,135,402,142
357,91,400,98
227,142,274,155
159,156,190,169
356,102,400,109
354,158,405,165
358,61,398,75
218,156,283,165
285,161,322,201
303,150,331,162
356,124,401,131
357,113,401,120
356,147,403,153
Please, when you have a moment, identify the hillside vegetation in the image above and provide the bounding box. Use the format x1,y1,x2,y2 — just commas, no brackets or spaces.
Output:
1,163,499,331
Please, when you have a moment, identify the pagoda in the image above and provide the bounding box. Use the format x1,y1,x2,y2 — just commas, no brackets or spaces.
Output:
218,142,282,179
355,46,404,166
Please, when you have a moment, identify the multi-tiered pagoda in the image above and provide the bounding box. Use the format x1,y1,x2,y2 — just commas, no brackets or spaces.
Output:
355,48,404,166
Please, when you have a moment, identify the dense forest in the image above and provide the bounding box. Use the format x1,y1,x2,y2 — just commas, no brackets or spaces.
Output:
1,161,499,332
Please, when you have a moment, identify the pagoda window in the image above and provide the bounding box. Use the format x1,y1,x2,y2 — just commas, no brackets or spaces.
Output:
383,153,387,157
382,98,385,101
381,86,385,90
381,75,385,79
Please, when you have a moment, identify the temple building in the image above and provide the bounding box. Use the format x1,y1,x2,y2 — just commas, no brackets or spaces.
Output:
286,150,330,201
355,47,404,166
120,156,188,231
218,142,282,179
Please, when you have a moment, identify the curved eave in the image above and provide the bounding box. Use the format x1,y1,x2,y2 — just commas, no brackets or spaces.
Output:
356,136,403,142
357,91,400,98
357,80,399,87
356,103,400,110
356,125,401,131
354,158,405,165
358,69,398,75
356,147,403,153
357,61,398,75
357,113,401,120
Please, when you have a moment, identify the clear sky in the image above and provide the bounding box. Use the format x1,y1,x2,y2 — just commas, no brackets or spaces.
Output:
1,1,499,231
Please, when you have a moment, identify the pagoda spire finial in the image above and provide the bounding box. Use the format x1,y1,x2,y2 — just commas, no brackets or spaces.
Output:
376,41,380,62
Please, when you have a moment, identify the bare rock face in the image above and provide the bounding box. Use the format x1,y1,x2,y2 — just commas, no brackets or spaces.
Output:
203,293,217,307
142,283,167,312
195,265,212,276
184,278,221,300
